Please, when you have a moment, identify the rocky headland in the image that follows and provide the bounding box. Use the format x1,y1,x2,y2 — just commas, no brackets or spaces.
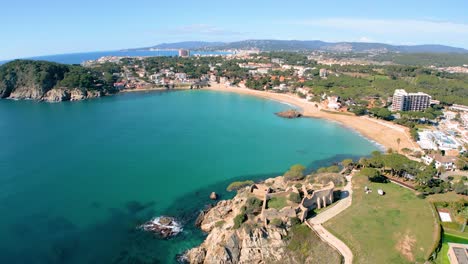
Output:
0,60,115,102
183,175,342,264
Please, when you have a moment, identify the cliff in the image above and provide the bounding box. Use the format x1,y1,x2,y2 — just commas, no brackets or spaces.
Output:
183,176,342,264
0,60,114,102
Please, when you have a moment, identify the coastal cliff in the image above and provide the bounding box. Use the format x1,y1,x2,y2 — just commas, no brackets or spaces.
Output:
0,60,115,102
183,176,342,264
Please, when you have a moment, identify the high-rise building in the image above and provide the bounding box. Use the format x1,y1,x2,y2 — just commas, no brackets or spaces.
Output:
178,49,190,57
391,89,431,112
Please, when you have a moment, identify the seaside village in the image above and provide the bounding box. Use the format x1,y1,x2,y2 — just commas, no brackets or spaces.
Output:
87,49,468,173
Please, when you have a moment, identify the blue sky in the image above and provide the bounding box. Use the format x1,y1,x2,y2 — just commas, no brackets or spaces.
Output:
2,0,468,60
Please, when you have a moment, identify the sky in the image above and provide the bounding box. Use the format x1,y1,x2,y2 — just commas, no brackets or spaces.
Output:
2,0,468,60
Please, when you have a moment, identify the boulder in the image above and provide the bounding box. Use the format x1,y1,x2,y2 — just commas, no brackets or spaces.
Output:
210,192,218,200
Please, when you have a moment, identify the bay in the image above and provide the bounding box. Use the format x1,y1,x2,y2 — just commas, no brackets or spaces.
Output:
0,90,377,263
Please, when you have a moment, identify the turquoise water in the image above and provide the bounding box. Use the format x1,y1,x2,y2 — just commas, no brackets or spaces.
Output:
0,90,377,263
0,50,231,65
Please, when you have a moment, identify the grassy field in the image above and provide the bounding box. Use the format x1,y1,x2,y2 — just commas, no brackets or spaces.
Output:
284,224,342,264
324,174,436,263
434,233,468,264
267,196,288,209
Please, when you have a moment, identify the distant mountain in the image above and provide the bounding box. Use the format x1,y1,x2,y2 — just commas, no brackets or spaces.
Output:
130,41,225,51
133,40,468,54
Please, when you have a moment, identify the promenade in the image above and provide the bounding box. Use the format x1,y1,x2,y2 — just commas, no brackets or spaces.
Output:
307,174,355,264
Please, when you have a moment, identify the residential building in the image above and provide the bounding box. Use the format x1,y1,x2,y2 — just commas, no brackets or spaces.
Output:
447,243,468,264
391,89,431,112
319,68,328,78
422,154,458,171
327,96,341,110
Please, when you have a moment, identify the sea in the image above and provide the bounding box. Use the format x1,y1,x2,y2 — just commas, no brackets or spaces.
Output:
0,89,378,263
0,50,231,65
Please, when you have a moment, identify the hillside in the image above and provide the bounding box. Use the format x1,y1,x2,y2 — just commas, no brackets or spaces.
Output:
0,60,118,101
138,39,468,54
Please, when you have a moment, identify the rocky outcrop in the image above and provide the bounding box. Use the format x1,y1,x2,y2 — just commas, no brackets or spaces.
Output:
42,88,71,102
275,109,302,118
139,216,182,238
70,88,86,101
185,222,289,264
185,190,289,264
8,86,44,100
87,90,103,98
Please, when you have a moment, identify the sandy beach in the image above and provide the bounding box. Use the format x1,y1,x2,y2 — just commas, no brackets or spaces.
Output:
206,83,418,152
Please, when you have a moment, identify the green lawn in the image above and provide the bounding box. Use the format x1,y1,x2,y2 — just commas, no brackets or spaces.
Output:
434,233,468,264
267,196,288,209
324,174,437,264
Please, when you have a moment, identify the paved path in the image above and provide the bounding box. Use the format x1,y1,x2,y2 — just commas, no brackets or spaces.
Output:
307,173,355,264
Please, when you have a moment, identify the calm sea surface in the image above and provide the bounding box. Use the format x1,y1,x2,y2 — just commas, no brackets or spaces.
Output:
1,50,230,65
0,90,377,263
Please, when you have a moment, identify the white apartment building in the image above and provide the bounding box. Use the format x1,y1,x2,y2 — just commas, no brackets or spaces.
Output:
391,89,431,112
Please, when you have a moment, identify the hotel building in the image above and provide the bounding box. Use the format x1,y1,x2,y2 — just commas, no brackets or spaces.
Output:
391,89,431,112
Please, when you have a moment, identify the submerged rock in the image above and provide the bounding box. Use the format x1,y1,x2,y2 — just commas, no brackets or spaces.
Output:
139,216,182,238
275,109,302,118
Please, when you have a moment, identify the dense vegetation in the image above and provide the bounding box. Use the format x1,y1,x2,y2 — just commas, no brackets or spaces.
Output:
0,60,118,98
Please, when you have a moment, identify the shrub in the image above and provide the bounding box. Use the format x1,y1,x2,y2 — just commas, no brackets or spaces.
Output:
416,193,426,199
215,220,225,228
284,164,306,181
289,217,301,226
294,183,302,189
245,197,263,215
226,180,254,191
360,167,388,183
233,213,246,229
270,218,282,227
341,158,354,167
289,192,302,203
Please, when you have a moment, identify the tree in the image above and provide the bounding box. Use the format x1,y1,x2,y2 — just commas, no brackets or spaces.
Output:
396,138,401,152
226,180,254,191
360,168,387,183
459,207,468,232
341,159,354,168
284,164,306,181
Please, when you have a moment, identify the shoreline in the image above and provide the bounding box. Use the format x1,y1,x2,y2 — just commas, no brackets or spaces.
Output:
204,83,417,152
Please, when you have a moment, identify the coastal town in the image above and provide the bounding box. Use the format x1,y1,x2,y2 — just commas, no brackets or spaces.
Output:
1,48,468,264
80,49,468,263
84,49,468,173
